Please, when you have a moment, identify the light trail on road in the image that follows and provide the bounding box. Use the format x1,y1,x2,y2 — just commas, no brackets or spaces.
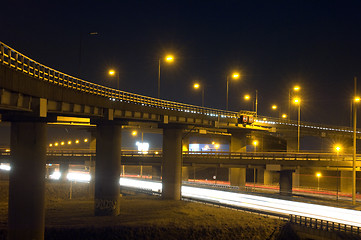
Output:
119,178,361,227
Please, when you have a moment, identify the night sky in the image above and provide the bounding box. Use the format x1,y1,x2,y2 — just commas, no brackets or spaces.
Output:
3,1,361,126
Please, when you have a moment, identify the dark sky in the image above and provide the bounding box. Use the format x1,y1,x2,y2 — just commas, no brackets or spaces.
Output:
3,0,361,126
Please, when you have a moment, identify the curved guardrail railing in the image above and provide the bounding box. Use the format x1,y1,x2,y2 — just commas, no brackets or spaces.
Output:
0,41,247,119
290,215,361,236
1,41,359,134
256,115,361,134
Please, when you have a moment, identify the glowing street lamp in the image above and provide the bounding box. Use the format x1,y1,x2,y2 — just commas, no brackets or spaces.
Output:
165,55,174,62
334,145,342,153
271,105,277,110
54,142,59,147
132,131,138,136
252,140,259,152
334,144,342,201
158,54,175,99
243,90,258,116
226,72,241,111
108,69,120,90
293,97,301,152
316,172,322,191
75,140,79,144
352,78,360,205
68,141,72,145
193,82,205,107
282,114,287,119
84,138,88,143
288,85,301,119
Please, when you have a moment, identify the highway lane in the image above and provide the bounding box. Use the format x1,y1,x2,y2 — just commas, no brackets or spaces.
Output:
119,178,361,228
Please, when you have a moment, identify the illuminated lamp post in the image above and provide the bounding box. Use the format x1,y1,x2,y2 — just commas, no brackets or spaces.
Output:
334,144,342,201
108,69,120,90
316,172,322,191
288,85,300,119
271,105,287,119
226,72,241,111
293,97,301,152
158,54,174,99
193,82,205,107
252,140,259,191
353,92,360,205
243,90,258,116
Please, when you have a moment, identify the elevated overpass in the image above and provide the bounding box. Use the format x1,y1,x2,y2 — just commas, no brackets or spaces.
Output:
1,41,361,239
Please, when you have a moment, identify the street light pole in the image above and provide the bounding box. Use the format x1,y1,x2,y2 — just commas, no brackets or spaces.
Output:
158,59,161,99
116,72,119,90
353,76,358,205
289,85,300,120
226,76,229,111
255,90,258,117
297,102,301,152
108,69,120,90
226,72,240,111
288,89,291,120
193,83,205,107
157,55,174,99
293,97,301,152
201,85,204,108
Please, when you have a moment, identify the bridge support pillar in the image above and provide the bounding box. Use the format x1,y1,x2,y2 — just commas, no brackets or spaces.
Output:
292,169,300,187
59,162,69,181
279,170,293,195
182,167,190,181
257,168,273,185
152,166,162,181
229,168,246,189
162,127,183,200
230,132,247,152
340,171,352,193
94,122,122,216
8,121,47,240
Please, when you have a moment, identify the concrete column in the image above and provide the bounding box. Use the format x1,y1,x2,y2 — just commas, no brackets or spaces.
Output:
280,170,293,195
8,121,47,240
229,168,246,189
152,166,162,181
94,122,122,216
182,136,190,152
257,168,273,185
162,127,183,200
341,171,352,193
59,162,69,181
87,157,95,198
230,132,247,152
182,167,189,181
292,169,300,187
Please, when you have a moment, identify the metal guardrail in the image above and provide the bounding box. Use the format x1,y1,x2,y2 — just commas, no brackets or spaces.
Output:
1,148,361,162
256,115,361,135
0,41,239,119
290,214,361,236
183,151,361,162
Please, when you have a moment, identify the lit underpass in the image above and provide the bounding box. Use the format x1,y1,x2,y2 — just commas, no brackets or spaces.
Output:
119,177,361,228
